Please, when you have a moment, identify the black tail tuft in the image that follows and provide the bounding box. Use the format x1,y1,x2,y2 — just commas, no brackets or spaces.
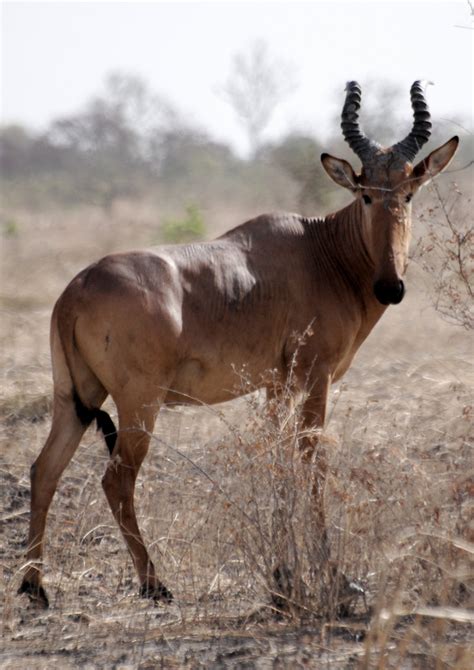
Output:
95,409,117,455
73,389,117,456
73,389,96,425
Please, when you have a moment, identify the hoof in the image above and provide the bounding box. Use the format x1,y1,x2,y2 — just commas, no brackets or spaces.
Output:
140,581,173,604
271,565,293,613
335,576,366,619
18,580,49,608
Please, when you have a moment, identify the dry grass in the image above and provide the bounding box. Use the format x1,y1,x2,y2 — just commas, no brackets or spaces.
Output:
1,188,473,668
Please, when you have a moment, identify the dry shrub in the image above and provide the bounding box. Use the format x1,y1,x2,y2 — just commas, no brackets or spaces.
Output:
142,349,473,623
201,373,365,622
125,352,472,667
413,178,473,330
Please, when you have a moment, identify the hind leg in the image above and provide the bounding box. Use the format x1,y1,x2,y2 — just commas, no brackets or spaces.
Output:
19,393,90,607
101,395,172,603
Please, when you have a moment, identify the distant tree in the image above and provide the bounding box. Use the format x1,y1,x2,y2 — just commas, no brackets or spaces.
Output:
159,130,237,182
48,72,174,164
262,133,329,212
0,124,75,181
46,72,182,208
220,40,296,156
0,125,32,175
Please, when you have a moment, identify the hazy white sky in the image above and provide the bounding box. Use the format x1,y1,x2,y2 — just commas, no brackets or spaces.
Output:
1,0,473,153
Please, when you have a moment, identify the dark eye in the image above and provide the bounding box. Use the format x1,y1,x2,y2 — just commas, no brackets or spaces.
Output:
405,193,413,203
362,194,372,205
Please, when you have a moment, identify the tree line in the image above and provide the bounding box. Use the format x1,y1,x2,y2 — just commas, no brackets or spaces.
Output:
1,59,471,213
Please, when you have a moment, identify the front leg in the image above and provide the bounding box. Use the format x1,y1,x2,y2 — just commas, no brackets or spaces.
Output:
299,370,331,562
299,371,364,618
269,368,332,613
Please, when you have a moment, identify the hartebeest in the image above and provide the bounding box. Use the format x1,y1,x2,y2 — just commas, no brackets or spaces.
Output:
19,82,458,608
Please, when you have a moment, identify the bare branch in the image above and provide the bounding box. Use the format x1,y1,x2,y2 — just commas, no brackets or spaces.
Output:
413,180,473,330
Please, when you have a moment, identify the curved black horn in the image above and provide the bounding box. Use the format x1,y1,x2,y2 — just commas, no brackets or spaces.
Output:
341,81,380,163
393,80,432,161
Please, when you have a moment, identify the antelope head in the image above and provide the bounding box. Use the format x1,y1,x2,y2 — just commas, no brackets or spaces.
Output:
321,81,459,306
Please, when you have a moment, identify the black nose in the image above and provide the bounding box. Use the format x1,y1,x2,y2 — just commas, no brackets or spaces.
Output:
373,279,405,305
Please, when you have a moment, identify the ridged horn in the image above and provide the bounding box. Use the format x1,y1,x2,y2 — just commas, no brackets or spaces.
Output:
393,80,432,161
341,81,380,163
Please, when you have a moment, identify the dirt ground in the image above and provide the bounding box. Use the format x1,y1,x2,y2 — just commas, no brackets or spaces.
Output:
1,199,473,668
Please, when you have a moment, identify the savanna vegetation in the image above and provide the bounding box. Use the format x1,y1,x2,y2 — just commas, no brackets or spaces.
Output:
1,69,473,668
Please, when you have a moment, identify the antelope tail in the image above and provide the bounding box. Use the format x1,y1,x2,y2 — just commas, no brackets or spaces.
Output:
73,389,117,455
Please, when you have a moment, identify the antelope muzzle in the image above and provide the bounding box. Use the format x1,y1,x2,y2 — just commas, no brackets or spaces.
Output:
373,279,405,305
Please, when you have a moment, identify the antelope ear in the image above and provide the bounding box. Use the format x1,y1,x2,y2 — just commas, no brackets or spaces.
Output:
413,136,459,187
321,153,358,191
